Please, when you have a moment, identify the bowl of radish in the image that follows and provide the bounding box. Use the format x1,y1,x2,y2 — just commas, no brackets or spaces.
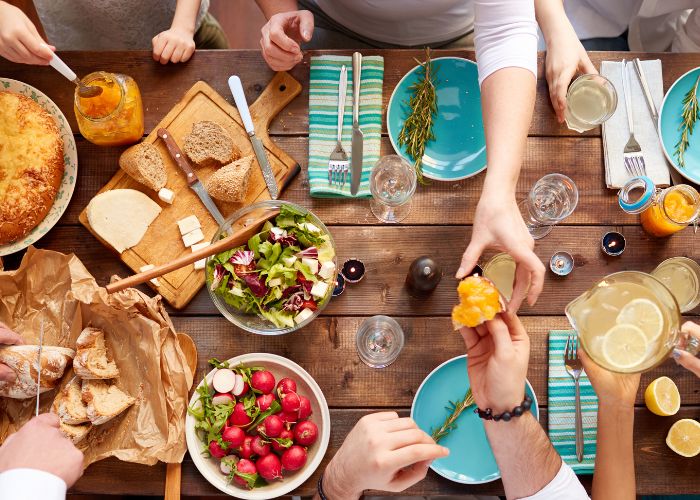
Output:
186,353,330,499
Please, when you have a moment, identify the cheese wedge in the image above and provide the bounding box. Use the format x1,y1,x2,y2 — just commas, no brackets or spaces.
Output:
86,189,161,253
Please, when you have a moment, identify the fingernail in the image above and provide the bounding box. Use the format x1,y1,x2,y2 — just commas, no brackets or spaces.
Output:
441,446,450,455
302,30,311,40
672,348,682,361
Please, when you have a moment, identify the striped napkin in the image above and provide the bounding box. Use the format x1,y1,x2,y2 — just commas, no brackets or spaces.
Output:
548,330,598,473
308,55,384,198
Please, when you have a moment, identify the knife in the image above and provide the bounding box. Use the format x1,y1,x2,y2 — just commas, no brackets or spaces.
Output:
228,75,279,200
351,52,363,196
35,317,44,417
157,128,226,226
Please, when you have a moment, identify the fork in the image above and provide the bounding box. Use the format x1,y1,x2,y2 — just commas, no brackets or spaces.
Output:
563,332,584,463
621,59,647,178
328,65,349,187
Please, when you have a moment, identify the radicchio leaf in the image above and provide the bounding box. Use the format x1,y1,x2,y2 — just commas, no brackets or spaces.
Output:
210,264,225,291
283,293,304,312
243,274,268,297
295,246,318,259
296,272,314,296
269,229,298,247
282,285,302,298
230,250,255,266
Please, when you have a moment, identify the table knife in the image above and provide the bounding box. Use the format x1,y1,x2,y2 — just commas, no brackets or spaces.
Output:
35,317,44,417
157,128,226,226
351,52,363,196
228,75,279,200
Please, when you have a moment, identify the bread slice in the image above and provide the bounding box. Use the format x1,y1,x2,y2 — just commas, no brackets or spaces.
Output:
183,121,239,168
0,345,75,399
59,420,92,445
82,379,135,425
204,155,254,202
118,142,167,191
55,376,90,424
73,327,119,379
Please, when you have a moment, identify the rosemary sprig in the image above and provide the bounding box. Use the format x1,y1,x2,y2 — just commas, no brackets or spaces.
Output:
430,389,474,443
398,47,438,185
674,75,700,168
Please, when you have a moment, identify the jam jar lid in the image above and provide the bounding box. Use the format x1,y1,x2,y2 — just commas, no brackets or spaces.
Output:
618,175,655,214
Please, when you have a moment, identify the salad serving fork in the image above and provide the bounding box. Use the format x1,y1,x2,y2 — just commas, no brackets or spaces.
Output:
328,65,349,187
563,332,584,463
621,59,647,178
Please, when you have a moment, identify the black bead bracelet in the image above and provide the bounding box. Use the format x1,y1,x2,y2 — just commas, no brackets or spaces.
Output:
475,395,532,422
317,473,329,500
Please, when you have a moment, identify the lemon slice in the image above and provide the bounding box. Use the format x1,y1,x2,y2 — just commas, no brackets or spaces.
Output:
644,376,681,416
602,324,649,370
616,298,664,341
666,419,700,457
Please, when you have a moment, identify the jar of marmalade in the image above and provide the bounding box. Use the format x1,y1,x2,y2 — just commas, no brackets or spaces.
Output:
74,71,144,146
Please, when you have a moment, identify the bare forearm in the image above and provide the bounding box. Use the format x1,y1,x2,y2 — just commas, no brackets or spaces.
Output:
534,0,567,45
255,0,298,19
592,402,635,500
172,0,202,34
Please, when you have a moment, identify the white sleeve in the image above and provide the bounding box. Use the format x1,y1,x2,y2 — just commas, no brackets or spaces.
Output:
473,0,538,86
521,461,590,500
0,468,67,500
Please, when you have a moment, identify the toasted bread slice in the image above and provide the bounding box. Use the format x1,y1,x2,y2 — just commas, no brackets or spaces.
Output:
81,379,135,425
204,155,254,202
55,376,90,424
118,142,167,192
183,121,239,168
73,327,119,380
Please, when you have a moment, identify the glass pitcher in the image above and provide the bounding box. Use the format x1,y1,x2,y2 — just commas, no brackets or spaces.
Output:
565,271,698,373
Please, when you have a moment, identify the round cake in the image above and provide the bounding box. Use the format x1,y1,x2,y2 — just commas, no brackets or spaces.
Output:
0,91,64,244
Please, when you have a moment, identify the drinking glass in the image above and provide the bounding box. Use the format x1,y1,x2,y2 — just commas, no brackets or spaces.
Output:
356,315,405,368
652,257,700,313
369,155,417,223
564,74,618,133
519,173,579,239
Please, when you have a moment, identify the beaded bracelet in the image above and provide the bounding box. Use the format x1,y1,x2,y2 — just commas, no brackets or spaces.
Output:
475,395,533,422
317,473,329,500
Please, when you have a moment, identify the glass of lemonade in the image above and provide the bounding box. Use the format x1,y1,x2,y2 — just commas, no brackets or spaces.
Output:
652,257,700,313
565,74,618,133
566,271,685,373
369,155,417,223
483,253,516,302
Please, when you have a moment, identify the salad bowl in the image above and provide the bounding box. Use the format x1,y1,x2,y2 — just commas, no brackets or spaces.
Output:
206,200,337,335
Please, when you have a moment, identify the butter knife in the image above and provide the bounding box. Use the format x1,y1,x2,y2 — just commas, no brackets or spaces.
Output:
157,128,226,226
228,76,279,200
35,317,44,417
351,52,363,196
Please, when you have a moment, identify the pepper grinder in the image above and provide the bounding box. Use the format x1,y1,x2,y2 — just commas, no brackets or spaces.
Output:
405,256,442,297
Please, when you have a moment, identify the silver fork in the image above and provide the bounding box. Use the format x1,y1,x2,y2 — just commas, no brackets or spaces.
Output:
621,59,647,178
328,65,349,187
563,332,584,463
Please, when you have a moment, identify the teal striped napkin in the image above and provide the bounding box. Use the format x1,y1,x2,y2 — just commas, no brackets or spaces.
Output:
308,55,384,197
548,330,598,473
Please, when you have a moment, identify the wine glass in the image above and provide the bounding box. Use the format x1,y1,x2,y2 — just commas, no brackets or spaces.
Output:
356,315,405,368
519,173,579,239
369,155,417,223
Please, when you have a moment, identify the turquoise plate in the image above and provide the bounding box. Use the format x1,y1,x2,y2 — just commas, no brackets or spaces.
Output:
387,57,486,181
411,355,539,484
659,66,700,184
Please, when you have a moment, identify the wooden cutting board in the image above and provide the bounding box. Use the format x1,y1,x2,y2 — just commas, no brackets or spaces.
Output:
79,72,302,309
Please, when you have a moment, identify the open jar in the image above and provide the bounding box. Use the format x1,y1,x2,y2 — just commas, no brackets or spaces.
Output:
74,71,144,146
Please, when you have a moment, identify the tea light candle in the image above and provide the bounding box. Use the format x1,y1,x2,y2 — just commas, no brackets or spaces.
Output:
341,259,366,283
469,264,484,277
332,273,346,297
601,231,626,256
550,251,574,276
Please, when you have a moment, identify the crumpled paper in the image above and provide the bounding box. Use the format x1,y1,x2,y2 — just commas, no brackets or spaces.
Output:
0,246,193,466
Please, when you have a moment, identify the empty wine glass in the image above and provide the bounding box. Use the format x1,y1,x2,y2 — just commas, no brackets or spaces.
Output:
519,173,579,239
369,155,417,223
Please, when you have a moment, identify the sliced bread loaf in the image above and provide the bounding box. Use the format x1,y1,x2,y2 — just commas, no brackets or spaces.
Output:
204,155,254,202
118,142,167,191
183,121,239,168
81,379,135,425
73,327,119,379
0,345,75,399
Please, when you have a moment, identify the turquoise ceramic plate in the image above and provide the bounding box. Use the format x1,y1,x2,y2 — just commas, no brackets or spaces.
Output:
659,66,700,184
0,78,78,256
387,57,486,181
411,355,539,484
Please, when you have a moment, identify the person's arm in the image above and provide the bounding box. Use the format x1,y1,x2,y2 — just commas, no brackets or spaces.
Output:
0,1,54,65
255,0,297,19
152,0,201,64
254,0,313,71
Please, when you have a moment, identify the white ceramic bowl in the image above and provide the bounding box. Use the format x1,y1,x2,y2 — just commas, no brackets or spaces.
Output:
186,353,330,499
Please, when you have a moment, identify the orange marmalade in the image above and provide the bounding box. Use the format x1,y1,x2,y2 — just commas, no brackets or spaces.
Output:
640,185,700,237
74,72,143,146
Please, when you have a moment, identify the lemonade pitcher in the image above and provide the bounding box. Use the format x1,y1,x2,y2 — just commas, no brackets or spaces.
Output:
565,271,698,373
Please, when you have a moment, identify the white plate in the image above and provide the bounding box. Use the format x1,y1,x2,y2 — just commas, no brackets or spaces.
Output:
0,78,78,256
186,353,331,499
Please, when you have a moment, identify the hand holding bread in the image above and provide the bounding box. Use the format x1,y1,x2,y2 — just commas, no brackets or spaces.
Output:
0,324,23,382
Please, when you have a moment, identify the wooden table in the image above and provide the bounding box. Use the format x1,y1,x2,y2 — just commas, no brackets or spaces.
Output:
1,50,698,497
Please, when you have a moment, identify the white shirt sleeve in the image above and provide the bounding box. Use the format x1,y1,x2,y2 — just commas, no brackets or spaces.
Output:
0,468,67,500
473,0,539,86
521,461,590,500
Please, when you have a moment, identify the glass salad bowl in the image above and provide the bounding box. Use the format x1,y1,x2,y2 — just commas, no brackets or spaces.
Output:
206,200,337,335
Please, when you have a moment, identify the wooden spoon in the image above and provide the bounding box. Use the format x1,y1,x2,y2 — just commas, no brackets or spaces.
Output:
165,332,198,500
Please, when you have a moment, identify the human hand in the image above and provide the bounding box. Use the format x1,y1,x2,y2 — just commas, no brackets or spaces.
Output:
260,10,313,71
0,1,54,65
459,312,530,413
0,323,22,382
673,321,700,377
152,26,196,64
0,413,84,487
321,412,449,498
456,196,545,312
579,348,640,408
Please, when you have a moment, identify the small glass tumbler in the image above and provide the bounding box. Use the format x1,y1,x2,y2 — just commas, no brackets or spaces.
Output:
564,74,618,133
369,155,417,223
356,315,405,368
519,173,579,239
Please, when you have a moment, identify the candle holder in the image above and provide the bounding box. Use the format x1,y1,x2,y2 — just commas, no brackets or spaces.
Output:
332,273,346,297
601,231,626,256
550,251,574,276
341,259,366,283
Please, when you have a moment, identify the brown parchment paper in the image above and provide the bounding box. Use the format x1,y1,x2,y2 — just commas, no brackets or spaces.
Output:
0,247,193,466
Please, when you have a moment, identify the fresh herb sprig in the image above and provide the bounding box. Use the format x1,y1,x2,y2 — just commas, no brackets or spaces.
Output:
674,75,700,168
398,47,438,185
431,389,475,443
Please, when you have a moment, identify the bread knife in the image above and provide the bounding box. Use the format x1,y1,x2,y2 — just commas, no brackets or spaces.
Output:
35,317,44,416
228,75,279,200
351,52,363,196
156,128,226,227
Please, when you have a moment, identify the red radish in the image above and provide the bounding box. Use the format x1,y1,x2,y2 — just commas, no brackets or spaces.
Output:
239,436,254,459
256,393,275,412
208,440,227,459
251,370,276,394
256,453,283,481
222,425,245,448
280,411,298,425
272,428,294,453
281,392,301,413
231,374,245,396
233,459,257,488
276,378,297,397
228,403,252,426
262,414,283,437
281,445,307,471
239,381,250,396
220,454,239,475
294,420,318,446
212,368,237,393
298,395,312,419
251,435,271,456
212,392,234,406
